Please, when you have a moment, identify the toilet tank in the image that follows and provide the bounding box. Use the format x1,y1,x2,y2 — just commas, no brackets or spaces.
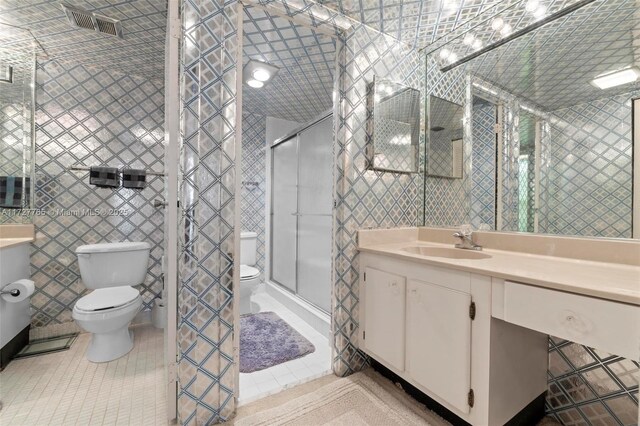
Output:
240,232,257,266
76,242,150,289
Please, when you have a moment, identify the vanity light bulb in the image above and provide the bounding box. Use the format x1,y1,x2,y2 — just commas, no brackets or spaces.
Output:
500,24,512,36
534,5,547,18
463,33,475,45
252,68,271,82
472,39,483,50
439,48,451,60
491,17,504,31
246,79,264,88
525,0,540,12
448,53,458,64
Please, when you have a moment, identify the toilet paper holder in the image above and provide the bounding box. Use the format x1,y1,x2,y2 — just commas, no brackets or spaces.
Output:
0,288,21,297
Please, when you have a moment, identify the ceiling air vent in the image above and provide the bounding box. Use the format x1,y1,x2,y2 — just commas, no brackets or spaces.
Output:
61,3,123,38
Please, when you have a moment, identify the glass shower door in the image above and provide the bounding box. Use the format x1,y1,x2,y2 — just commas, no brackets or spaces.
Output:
270,137,298,292
296,117,333,312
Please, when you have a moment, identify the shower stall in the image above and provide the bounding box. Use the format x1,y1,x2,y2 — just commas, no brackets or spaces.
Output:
269,113,333,313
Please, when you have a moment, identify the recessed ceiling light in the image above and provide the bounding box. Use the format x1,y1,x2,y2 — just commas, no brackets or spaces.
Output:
252,68,271,82
243,59,279,88
591,67,640,89
246,79,264,88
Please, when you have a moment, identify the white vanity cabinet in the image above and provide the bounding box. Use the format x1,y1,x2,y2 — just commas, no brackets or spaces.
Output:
359,253,549,426
362,267,406,371
406,279,472,414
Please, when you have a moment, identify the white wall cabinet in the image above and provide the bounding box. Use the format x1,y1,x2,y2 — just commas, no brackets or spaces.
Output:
359,253,548,426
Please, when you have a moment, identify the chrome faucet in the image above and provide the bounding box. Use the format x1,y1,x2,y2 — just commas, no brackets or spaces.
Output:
453,227,482,251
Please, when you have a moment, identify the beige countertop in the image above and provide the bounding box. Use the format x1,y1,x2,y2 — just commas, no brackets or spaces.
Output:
359,239,640,307
0,224,35,249
0,237,34,249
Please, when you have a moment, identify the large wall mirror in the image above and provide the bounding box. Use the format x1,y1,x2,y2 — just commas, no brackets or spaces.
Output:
0,33,35,221
424,0,639,240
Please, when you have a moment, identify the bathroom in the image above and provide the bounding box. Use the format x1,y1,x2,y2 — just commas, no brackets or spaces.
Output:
0,0,638,425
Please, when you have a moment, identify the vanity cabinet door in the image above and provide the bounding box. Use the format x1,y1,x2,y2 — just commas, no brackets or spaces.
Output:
406,279,472,414
363,267,406,372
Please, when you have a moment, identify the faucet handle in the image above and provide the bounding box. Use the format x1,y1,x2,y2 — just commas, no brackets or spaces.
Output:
458,224,473,237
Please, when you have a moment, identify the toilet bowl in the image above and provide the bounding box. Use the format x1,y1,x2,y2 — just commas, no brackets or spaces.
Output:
240,265,260,315
240,232,260,315
74,242,150,363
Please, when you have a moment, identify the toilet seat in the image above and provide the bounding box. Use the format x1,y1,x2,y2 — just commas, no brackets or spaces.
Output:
75,287,140,312
240,265,260,280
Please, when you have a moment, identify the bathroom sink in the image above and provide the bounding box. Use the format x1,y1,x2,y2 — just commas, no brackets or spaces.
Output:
401,246,491,260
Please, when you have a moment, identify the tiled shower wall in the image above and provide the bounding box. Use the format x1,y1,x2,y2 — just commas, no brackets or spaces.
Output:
241,111,266,273
30,59,164,334
539,91,636,238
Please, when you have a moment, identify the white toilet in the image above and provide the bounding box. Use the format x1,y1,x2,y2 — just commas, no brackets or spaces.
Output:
240,232,260,315
73,242,150,363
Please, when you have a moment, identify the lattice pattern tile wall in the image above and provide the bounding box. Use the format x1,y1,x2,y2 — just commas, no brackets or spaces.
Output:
31,59,165,331
0,104,25,180
546,337,639,425
241,112,266,273
470,98,495,230
539,92,635,238
333,21,424,377
177,0,239,423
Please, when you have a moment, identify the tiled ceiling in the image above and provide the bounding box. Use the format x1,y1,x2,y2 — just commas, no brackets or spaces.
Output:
242,5,336,123
317,0,504,48
0,0,166,80
460,0,639,110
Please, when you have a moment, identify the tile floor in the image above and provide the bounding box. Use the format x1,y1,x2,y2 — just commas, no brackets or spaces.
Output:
0,324,168,425
239,288,333,405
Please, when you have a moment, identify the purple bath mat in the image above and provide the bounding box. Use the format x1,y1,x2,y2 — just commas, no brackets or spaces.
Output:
240,311,315,373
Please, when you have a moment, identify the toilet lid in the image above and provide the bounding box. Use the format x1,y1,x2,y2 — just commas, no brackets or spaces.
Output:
240,265,260,279
76,286,139,311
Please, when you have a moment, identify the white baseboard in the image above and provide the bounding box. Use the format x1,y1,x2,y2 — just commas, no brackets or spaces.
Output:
264,281,331,339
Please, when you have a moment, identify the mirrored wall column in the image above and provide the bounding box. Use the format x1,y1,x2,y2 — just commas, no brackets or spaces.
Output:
178,0,240,423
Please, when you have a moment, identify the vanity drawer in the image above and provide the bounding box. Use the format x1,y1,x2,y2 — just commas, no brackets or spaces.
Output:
503,281,640,360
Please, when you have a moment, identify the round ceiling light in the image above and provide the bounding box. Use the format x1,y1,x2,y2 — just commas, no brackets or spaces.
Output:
534,5,547,18
525,0,540,12
491,17,504,31
463,33,475,46
252,68,271,82
246,79,264,88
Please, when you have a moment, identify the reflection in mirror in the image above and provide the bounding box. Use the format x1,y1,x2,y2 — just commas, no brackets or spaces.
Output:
515,110,537,233
0,46,35,217
427,95,464,178
426,0,638,239
369,77,420,173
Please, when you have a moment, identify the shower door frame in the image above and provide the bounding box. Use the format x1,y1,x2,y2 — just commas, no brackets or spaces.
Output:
267,110,333,314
